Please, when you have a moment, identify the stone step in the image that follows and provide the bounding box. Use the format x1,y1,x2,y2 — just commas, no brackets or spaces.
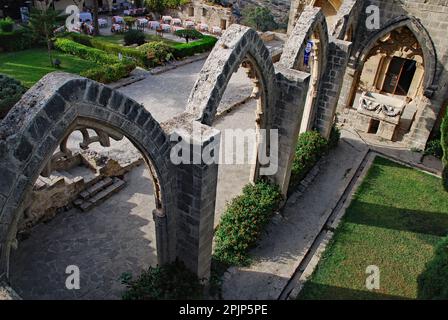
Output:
77,178,125,212
79,177,113,200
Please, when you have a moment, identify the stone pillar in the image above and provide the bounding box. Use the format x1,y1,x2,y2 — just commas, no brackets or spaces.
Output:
315,38,352,138
272,64,310,196
152,208,170,266
173,121,220,281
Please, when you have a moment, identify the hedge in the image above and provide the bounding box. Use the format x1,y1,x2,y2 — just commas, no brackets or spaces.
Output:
55,38,135,83
289,131,329,188
442,108,448,191
0,74,26,118
0,29,34,52
213,180,282,266
80,60,136,84
121,260,203,300
417,236,448,299
67,33,147,67
55,38,119,65
172,35,217,58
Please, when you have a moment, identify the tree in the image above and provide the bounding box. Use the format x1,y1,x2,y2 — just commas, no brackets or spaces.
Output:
144,0,189,16
29,1,64,67
242,6,278,32
174,29,203,43
92,0,100,35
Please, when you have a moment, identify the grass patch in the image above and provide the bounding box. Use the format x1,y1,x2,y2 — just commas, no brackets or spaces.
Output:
0,48,98,88
298,156,448,300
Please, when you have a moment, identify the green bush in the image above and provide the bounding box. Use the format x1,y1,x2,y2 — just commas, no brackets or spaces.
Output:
81,61,136,84
121,260,203,300
54,38,119,65
124,30,146,46
172,35,217,58
424,139,443,159
289,131,328,188
138,41,174,66
328,124,341,150
214,180,282,266
0,29,34,52
67,33,147,67
0,74,26,118
417,236,448,299
0,17,14,32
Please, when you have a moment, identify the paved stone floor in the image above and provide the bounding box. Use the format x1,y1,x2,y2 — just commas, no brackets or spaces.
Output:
10,165,157,300
221,130,370,299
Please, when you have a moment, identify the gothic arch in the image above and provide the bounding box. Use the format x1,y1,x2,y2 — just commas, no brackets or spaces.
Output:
355,15,438,97
280,6,329,132
186,24,277,128
0,72,177,279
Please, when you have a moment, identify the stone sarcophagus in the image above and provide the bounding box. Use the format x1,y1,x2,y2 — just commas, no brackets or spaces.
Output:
355,91,405,140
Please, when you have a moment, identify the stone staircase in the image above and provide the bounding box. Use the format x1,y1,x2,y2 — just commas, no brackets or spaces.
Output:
73,176,126,212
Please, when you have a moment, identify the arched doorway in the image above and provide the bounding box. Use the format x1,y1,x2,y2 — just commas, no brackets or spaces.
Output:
0,73,181,298
347,26,428,141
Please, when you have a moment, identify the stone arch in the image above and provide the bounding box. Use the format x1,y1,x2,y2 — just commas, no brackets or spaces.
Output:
354,15,437,97
186,24,277,128
330,0,360,41
280,6,329,133
0,72,177,280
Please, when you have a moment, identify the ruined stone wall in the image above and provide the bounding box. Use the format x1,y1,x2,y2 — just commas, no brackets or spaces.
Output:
337,0,448,149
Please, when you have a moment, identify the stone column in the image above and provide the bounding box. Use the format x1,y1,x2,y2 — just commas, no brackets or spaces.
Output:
172,121,220,281
152,208,170,266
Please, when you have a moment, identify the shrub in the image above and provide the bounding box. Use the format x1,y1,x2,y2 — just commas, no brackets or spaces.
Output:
0,74,26,119
121,260,203,300
0,29,34,52
174,29,203,43
81,61,136,83
172,35,217,58
0,17,14,33
137,41,173,66
55,38,119,65
417,236,448,299
124,30,146,46
289,131,328,188
424,139,443,159
214,180,282,266
67,33,147,67
328,124,341,150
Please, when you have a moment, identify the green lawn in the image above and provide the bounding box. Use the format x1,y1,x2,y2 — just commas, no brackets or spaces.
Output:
298,156,448,300
0,48,99,88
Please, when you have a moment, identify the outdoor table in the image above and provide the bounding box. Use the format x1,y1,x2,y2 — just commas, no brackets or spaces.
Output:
98,18,108,28
123,9,130,16
172,18,182,26
111,24,123,33
172,26,185,32
137,18,149,26
161,24,171,32
162,16,172,23
198,23,209,32
112,16,124,24
184,20,195,29
79,12,92,23
212,26,222,35
148,21,160,29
